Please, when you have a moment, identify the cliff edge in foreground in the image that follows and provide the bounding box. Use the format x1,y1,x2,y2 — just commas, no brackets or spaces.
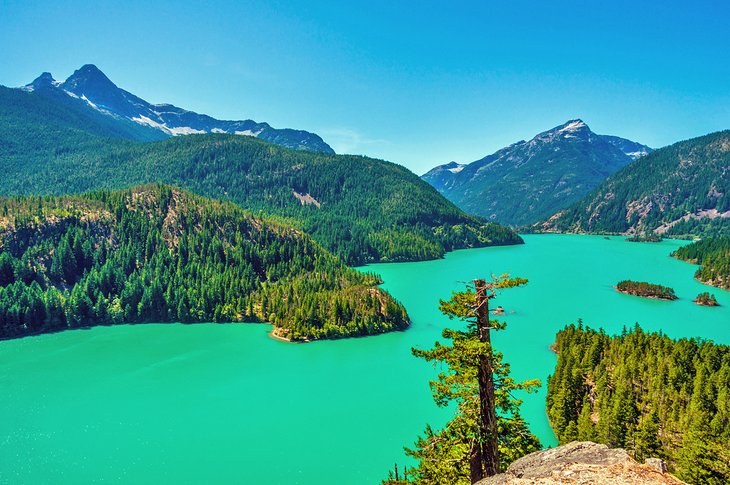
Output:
477,442,685,484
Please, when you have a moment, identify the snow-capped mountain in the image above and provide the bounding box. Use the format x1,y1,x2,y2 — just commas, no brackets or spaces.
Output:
421,120,653,226
20,64,334,153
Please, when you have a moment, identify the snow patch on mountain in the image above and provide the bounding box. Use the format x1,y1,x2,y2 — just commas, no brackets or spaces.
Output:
17,64,334,153
558,120,587,133
168,126,206,135
235,129,264,137
131,116,204,136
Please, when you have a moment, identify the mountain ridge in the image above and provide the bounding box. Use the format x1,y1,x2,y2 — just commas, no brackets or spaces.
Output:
0,86,522,265
18,64,334,153
536,129,730,236
422,120,652,226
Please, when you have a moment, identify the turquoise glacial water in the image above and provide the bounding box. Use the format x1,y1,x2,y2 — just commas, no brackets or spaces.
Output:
0,234,727,484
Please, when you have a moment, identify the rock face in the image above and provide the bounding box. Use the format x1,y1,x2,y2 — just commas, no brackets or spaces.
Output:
477,441,685,484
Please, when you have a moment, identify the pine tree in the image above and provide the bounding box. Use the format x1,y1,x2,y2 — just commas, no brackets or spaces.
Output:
384,275,540,484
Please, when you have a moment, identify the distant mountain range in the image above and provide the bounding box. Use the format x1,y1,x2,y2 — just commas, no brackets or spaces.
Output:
18,64,334,153
537,130,730,237
422,120,652,226
0,84,521,266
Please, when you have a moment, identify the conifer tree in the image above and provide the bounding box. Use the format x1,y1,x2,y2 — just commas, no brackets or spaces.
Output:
384,275,540,484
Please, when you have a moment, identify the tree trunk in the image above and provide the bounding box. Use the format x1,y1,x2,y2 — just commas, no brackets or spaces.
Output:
471,278,500,482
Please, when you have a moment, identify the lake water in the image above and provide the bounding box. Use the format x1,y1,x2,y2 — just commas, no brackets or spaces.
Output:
1,234,728,484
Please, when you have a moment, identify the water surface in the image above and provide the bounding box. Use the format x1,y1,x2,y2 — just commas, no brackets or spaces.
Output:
1,234,728,484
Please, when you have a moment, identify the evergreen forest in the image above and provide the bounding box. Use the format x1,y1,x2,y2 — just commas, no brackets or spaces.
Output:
0,184,408,340
547,324,730,484
672,237,730,290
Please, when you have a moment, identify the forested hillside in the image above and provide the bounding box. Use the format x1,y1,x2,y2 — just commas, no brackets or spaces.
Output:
0,85,163,144
538,131,730,237
0,185,408,340
0,91,521,264
672,237,730,290
547,324,730,484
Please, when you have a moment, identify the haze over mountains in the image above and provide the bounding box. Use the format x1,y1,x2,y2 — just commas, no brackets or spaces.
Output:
20,64,334,153
422,120,652,226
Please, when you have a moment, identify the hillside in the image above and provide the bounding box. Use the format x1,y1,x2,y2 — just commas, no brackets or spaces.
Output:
0,185,408,341
0,90,521,264
547,324,730,484
537,131,730,236
672,237,730,290
17,64,334,152
422,120,651,226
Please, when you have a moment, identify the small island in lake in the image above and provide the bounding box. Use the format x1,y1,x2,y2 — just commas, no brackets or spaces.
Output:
694,292,720,306
626,233,662,243
616,280,678,300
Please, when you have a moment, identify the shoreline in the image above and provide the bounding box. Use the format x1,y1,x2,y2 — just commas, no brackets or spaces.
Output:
615,288,677,301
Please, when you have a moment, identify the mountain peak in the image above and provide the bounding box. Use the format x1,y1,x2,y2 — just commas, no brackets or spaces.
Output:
62,64,117,93
16,63,334,153
531,119,593,143
22,72,57,91
556,119,588,133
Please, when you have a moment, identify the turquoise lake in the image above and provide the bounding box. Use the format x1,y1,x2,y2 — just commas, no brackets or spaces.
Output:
1,234,728,484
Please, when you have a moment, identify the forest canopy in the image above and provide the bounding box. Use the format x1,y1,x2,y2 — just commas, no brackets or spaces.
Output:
0,184,408,340
547,323,730,484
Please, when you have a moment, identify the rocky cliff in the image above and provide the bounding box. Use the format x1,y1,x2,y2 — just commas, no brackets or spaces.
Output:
477,442,685,484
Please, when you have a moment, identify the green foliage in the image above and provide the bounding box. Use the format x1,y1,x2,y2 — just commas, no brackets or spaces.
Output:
694,292,719,306
0,184,408,340
0,86,522,265
384,279,540,484
672,237,730,290
626,233,662,242
547,324,730,484
542,130,730,236
615,280,677,300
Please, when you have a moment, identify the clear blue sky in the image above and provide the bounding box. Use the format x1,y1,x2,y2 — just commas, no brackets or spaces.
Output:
2,0,729,174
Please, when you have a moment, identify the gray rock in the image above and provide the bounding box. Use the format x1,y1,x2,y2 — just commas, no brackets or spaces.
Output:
646,458,668,474
477,441,685,484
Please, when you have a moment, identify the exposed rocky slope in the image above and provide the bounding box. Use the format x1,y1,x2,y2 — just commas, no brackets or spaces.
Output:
538,130,730,237
478,442,685,484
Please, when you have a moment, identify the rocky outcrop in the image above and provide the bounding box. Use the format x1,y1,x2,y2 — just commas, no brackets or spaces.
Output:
477,441,685,484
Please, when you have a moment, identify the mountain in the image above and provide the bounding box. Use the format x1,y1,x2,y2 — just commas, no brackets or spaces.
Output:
537,130,730,237
0,184,407,341
0,86,522,265
18,64,334,153
420,161,466,191
422,120,652,226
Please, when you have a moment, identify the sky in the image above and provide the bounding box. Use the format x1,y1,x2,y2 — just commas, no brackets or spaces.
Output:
1,0,729,174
